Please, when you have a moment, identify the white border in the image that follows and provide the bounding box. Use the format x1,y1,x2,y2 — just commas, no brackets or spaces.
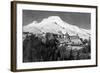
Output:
17,3,96,69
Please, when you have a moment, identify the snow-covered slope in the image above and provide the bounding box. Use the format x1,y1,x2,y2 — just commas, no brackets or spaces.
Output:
23,16,90,39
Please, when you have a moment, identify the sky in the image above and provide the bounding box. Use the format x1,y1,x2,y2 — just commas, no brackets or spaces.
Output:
23,10,91,30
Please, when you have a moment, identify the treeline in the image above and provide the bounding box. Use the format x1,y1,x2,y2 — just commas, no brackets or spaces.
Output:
23,33,91,62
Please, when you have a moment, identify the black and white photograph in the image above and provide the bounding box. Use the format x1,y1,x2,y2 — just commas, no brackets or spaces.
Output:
11,1,97,72
23,10,91,62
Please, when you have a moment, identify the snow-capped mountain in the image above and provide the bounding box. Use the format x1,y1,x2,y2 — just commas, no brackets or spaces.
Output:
23,16,90,39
